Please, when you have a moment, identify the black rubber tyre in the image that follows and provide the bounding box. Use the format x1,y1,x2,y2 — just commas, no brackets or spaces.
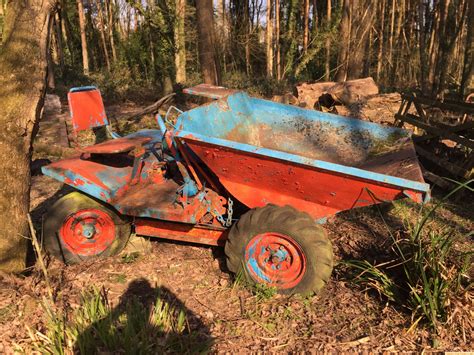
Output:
225,205,333,296
43,191,131,264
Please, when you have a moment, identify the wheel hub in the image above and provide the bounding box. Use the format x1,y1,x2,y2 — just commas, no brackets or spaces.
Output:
245,232,306,289
60,209,115,256
79,224,96,239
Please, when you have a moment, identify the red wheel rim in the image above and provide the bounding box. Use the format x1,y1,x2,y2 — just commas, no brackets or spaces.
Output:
59,209,115,256
245,232,306,289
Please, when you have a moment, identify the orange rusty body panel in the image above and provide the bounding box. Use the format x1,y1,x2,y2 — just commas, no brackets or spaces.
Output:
180,139,416,220
134,219,228,246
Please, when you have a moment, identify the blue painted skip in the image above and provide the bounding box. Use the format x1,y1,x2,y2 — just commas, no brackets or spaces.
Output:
175,92,430,194
176,92,409,142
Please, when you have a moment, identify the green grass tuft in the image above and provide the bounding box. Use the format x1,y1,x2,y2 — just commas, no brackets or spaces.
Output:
232,265,277,300
341,179,473,332
29,286,207,354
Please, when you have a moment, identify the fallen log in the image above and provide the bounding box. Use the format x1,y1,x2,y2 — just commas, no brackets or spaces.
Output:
295,81,335,109
113,93,176,123
296,77,379,109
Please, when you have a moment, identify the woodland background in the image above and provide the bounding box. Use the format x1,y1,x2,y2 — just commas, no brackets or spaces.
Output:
1,0,472,100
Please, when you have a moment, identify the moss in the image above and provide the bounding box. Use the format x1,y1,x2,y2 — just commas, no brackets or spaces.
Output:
368,131,409,157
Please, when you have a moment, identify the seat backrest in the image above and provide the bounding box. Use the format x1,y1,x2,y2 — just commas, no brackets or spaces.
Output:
68,86,109,133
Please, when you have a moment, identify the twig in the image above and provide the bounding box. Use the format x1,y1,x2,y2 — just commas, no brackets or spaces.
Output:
239,295,246,317
114,93,176,123
27,213,53,301
339,336,371,346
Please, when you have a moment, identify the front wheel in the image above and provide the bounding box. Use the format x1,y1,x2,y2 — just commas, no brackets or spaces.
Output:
225,205,333,296
43,191,131,264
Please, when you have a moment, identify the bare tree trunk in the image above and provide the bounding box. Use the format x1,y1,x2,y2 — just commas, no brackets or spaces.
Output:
427,2,443,93
335,0,351,81
275,0,281,80
244,1,251,76
303,0,310,53
0,0,56,273
324,0,331,81
95,0,111,71
126,6,131,36
54,12,64,72
460,0,473,96
266,0,273,77
134,9,140,30
346,0,376,80
220,0,227,74
76,0,89,75
389,0,403,86
435,0,467,95
283,0,298,79
312,0,318,30
175,0,186,83
418,0,430,91
116,3,126,40
0,3,3,43
107,0,117,63
60,0,75,65
388,0,395,69
47,28,55,89
196,0,220,84
376,0,385,81
85,8,98,70
363,26,372,77
149,28,155,77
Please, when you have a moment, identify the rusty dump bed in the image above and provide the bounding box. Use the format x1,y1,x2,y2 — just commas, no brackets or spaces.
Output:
177,92,424,181
175,92,430,219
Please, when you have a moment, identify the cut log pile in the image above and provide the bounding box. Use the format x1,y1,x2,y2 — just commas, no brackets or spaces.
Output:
295,77,379,108
273,77,401,125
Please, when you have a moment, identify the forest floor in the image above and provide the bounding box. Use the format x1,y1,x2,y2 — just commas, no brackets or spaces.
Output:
0,92,472,353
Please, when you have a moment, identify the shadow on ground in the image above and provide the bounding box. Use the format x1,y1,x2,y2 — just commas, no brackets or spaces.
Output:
75,278,212,354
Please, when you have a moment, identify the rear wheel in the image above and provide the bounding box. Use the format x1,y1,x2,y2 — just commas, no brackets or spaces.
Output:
43,192,131,264
225,205,333,296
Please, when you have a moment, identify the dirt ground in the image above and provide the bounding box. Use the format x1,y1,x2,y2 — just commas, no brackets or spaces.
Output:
0,95,472,353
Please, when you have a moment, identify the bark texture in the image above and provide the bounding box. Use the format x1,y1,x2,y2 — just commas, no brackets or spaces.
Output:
346,0,375,80
324,0,331,80
335,0,376,81
76,0,89,75
275,0,281,80
107,0,117,63
196,0,220,85
266,0,273,77
460,0,473,96
95,0,111,71
303,0,309,53
335,0,350,81
174,0,186,83
0,0,56,272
